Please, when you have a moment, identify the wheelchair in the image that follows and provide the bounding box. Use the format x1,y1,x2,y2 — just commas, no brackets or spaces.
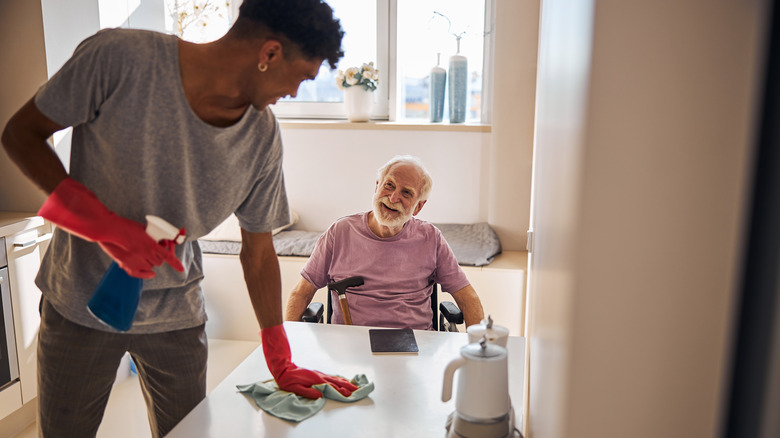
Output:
300,276,464,332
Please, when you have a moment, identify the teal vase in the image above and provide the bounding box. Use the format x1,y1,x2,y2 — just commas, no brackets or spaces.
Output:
430,53,447,123
448,49,468,124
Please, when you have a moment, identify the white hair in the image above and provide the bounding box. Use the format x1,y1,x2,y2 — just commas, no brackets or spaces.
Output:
376,155,433,201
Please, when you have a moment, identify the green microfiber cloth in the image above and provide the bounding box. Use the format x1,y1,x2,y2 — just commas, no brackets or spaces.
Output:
237,374,374,422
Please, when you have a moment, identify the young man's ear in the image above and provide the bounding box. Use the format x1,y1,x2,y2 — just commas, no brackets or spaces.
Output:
258,40,283,67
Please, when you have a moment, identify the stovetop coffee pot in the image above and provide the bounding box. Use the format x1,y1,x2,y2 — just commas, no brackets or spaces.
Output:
442,336,514,437
467,315,509,347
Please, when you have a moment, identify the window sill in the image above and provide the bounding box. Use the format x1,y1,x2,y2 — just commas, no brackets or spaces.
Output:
278,119,492,133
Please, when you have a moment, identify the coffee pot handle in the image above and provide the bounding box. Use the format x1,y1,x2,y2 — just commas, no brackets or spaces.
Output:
441,357,466,402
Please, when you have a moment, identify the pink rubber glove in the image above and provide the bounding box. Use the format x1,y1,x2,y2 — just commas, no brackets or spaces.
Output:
38,177,184,279
261,324,358,399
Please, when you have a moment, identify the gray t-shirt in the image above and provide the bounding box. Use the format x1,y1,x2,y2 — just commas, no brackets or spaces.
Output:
34,28,290,333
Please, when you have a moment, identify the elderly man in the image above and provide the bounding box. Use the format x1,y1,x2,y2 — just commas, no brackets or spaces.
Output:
285,155,485,330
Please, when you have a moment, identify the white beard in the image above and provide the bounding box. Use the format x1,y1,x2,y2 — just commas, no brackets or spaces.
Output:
372,195,412,229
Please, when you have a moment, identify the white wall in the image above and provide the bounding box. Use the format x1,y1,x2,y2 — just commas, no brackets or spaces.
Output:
487,0,539,251
279,126,491,231
526,1,766,437
40,0,165,79
40,0,100,79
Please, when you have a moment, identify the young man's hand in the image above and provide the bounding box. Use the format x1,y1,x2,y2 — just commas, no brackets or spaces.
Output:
260,324,358,399
38,177,184,277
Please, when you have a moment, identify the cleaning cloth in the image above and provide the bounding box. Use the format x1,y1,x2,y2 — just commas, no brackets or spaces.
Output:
237,374,374,422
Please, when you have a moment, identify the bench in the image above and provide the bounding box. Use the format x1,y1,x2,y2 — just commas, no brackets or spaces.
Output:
198,221,526,340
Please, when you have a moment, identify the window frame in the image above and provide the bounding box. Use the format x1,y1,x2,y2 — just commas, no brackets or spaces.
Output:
270,0,392,120
271,0,494,124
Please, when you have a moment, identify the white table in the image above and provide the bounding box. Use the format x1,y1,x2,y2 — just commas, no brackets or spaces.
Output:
168,322,525,437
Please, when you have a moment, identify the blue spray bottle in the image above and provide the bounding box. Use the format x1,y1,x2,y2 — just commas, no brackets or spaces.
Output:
87,215,185,331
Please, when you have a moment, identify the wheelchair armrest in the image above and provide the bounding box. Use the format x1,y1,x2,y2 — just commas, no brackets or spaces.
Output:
301,302,324,323
439,301,464,325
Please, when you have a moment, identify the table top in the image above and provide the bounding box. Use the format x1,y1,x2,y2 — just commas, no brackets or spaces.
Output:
168,322,525,437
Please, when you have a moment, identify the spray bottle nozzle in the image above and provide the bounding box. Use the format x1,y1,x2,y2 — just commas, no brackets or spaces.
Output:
145,215,185,242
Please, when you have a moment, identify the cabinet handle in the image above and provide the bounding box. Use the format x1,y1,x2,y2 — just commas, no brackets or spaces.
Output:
13,240,35,249
13,233,53,249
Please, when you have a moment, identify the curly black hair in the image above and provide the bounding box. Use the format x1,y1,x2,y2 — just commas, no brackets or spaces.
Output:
237,0,345,69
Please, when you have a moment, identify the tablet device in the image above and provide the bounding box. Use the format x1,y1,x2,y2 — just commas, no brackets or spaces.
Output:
369,328,419,354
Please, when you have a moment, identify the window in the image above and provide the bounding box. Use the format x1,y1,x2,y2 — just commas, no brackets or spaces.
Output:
163,0,491,123
395,0,487,123
273,0,490,123
270,0,387,119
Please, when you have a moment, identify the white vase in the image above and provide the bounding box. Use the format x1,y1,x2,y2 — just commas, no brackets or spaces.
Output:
344,86,374,122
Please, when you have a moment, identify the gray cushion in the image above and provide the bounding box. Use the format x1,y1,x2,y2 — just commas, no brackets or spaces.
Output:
197,239,241,256
199,223,501,267
434,222,502,266
271,230,323,256
197,231,321,257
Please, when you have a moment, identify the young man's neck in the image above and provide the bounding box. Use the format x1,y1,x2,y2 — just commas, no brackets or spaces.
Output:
177,38,254,127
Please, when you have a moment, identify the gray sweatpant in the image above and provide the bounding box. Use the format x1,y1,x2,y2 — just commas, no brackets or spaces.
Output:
37,298,207,437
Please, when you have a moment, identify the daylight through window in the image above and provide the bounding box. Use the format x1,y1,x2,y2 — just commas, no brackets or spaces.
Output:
163,0,490,123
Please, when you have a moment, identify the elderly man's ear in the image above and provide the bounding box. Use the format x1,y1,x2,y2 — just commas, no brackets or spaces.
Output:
413,200,426,216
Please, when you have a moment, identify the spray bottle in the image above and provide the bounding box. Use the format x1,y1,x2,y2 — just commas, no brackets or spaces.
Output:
87,215,186,331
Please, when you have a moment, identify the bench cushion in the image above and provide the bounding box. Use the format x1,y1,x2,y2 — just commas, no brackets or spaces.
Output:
199,223,501,267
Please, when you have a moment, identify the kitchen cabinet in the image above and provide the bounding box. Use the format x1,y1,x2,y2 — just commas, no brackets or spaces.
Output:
453,251,527,336
0,213,52,420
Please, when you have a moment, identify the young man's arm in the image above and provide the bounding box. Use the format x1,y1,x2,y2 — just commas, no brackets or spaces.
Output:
1,97,68,193
284,277,319,321
451,284,485,328
239,228,283,328
3,97,182,276
241,228,357,399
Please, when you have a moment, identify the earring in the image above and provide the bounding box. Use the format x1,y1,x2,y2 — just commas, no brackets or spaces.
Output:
258,63,268,72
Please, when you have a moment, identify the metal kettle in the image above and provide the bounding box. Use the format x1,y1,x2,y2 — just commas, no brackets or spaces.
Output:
442,336,512,437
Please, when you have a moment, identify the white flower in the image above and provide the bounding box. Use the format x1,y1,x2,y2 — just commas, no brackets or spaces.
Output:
363,62,380,82
335,62,379,91
345,67,360,86
335,70,346,90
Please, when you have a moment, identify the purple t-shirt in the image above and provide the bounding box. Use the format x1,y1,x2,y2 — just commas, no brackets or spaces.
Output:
301,212,470,330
